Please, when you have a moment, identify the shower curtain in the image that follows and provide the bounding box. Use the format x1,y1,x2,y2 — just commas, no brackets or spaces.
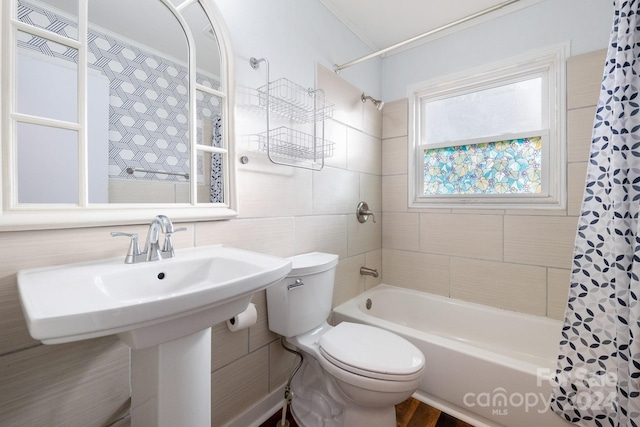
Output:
210,115,224,203
550,1,640,425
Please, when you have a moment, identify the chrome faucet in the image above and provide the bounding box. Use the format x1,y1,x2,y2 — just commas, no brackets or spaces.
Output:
112,215,186,264
145,215,170,262
144,215,187,261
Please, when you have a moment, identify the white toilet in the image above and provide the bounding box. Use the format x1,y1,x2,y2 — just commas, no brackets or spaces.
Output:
266,252,425,427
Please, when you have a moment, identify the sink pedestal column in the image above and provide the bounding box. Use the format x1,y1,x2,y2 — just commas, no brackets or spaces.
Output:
131,328,212,427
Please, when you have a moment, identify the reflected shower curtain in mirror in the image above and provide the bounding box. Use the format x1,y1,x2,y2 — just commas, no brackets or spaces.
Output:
211,115,223,203
551,1,640,425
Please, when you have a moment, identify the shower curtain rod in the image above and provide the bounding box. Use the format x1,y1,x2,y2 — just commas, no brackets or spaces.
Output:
333,0,520,73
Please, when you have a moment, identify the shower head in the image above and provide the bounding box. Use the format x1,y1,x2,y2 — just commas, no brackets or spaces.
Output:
361,93,384,111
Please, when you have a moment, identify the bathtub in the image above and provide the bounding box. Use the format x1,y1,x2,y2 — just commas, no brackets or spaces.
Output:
332,284,572,427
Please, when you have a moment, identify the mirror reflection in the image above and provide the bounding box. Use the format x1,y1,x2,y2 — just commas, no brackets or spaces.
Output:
15,0,224,204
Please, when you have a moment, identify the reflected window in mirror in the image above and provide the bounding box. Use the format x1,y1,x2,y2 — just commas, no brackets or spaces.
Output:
2,0,235,228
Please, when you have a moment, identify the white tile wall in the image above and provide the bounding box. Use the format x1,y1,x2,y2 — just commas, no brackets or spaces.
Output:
312,167,360,214
450,258,547,316
347,128,382,175
420,213,503,261
382,248,450,296
548,268,571,320
382,136,408,176
382,212,420,251
348,212,382,256
0,337,129,426
294,215,349,258
237,155,314,218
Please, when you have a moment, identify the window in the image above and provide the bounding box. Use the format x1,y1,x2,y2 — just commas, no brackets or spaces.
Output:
408,44,567,209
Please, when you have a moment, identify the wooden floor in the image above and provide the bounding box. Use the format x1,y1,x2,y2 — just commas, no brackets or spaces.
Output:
396,398,474,427
259,397,474,427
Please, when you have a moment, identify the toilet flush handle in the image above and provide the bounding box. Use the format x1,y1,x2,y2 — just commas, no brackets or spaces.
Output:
287,278,305,290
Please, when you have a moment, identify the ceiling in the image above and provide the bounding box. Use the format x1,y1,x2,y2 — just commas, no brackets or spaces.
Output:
319,0,522,52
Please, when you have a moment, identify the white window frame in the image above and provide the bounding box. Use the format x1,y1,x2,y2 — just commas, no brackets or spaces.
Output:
408,43,568,210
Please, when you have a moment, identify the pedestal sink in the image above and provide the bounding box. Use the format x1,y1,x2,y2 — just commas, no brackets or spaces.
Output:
17,245,292,427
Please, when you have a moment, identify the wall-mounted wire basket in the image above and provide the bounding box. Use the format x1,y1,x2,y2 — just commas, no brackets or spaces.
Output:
257,127,335,161
257,78,334,123
251,57,334,170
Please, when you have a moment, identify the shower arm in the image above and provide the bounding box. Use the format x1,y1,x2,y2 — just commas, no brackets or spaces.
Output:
333,0,520,73
361,93,384,111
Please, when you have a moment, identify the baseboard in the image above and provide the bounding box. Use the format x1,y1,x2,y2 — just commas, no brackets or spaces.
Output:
223,384,286,427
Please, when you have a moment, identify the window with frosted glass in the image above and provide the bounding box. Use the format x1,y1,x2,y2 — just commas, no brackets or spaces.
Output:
421,78,543,145
419,76,546,197
409,45,567,209
423,137,542,195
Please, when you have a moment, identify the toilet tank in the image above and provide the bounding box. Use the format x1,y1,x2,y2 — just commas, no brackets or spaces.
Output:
266,252,339,337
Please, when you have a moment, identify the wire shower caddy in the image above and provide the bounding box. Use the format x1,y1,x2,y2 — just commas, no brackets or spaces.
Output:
257,127,334,161
250,57,335,170
256,78,334,123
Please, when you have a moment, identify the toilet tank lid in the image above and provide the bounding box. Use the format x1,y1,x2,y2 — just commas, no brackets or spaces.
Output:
288,252,339,276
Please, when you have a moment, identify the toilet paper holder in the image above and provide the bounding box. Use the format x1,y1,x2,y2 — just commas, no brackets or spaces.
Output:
227,303,257,332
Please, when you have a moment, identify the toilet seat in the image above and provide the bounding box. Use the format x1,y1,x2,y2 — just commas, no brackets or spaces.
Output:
319,322,424,382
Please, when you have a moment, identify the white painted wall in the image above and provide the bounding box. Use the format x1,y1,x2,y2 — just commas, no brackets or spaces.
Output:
214,0,382,99
381,0,613,101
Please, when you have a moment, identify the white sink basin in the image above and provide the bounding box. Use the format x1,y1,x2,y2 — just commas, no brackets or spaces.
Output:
17,245,292,348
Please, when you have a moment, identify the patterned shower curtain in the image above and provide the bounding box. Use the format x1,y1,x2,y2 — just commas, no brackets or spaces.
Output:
550,1,640,425
210,115,224,203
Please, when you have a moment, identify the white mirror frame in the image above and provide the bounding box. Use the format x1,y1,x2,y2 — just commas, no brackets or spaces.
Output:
0,0,237,231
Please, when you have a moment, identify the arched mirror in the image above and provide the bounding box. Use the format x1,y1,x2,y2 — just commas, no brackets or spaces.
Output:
1,0,236,229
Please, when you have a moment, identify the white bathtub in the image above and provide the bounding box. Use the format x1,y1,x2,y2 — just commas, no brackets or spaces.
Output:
332,284,573,427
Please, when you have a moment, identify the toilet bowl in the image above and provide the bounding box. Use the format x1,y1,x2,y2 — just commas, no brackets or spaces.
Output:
266,252,425,427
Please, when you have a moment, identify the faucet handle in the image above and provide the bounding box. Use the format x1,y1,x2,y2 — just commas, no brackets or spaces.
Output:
111,232,142,264
356,201,376,223
162,227,187,257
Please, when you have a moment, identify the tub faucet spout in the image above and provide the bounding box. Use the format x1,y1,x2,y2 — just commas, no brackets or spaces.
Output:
360,267,379,278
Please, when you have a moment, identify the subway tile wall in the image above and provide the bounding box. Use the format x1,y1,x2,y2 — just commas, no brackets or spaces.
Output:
381,49,606,320
0,64,382,426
